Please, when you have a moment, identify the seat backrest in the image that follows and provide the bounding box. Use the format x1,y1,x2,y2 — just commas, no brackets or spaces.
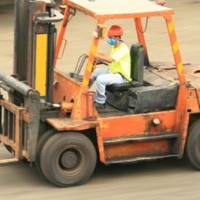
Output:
106,43,144,92
130,43,144,83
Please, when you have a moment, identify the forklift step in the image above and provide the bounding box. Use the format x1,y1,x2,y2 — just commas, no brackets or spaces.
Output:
103,132,178,145
106,154,178,164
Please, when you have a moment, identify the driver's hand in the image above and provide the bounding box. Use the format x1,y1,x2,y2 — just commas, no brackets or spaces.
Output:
93,57,98,65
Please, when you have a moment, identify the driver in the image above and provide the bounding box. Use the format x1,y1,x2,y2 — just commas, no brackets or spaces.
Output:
91,25,132,111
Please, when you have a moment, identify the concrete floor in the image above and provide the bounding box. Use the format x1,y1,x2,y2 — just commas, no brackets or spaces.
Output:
0,0,13,6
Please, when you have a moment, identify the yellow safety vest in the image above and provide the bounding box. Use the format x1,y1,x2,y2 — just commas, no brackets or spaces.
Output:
110,43,132,82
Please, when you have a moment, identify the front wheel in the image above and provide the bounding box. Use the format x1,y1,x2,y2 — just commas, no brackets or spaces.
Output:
35,129,56,174
186,119,200,169
40,132,97,187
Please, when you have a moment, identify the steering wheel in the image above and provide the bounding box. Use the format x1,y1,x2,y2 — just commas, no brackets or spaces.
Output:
96,59,108,66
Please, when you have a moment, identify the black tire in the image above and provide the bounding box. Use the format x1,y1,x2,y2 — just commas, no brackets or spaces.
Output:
35,129,56,174
40,132,97,187
186,119,200,169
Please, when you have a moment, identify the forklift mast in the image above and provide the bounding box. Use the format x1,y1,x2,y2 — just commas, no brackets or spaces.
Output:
14,0,60,102
0,0,63,163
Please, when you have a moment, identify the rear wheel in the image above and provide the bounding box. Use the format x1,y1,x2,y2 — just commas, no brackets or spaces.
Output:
186,119,200,169
40,132,97,187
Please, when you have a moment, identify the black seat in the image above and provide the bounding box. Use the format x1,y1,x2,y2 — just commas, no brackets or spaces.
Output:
106,43,144,92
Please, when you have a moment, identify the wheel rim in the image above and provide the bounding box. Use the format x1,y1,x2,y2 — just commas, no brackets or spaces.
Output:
56,146,85,176
60,149,79,169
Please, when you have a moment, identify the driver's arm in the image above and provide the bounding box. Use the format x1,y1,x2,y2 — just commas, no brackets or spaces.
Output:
95,52,114,63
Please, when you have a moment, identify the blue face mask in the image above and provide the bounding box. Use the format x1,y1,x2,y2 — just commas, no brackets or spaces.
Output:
107,38,119,45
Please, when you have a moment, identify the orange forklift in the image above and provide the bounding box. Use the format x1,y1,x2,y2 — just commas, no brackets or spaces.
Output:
1,0,200,187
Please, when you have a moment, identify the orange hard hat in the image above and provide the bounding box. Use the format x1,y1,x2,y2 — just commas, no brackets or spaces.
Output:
107,25,124,37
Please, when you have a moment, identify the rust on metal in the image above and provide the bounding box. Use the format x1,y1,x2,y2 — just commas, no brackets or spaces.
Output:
83,91,97,121
60,102,74,111
46,117,99,131
0,98,26,160
0,136,16,149
97,111,177,139
53,69,99,120
104,140,170,160
0,158,19,165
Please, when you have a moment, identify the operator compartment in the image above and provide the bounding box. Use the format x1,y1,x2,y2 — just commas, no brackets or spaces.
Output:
106,43,179,114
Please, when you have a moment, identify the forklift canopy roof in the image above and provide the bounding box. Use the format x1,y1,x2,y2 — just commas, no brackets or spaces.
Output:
64,0,174,20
